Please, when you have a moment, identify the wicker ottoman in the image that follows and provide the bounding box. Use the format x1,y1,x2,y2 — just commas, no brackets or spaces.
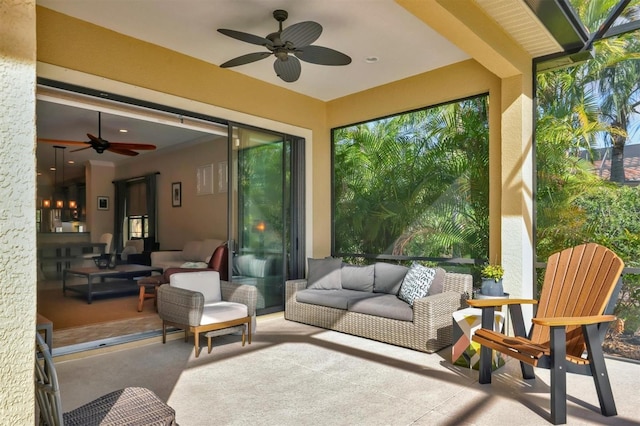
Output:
204,325,246,354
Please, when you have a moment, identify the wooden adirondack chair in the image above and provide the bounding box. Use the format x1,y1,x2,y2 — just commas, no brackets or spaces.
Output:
467,243,624,425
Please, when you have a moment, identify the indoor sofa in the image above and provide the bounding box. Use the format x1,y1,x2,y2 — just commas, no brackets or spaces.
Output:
285,258,472,353
151,239,225,271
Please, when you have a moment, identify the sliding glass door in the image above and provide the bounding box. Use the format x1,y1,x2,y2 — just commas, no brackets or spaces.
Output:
228,124,305,314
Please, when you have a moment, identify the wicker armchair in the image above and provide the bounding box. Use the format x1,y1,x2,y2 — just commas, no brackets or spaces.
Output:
35,333,176,426
157,271,257,357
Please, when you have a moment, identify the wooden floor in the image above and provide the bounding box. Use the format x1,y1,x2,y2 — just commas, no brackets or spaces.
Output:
53,315,163,348
38,278,163,348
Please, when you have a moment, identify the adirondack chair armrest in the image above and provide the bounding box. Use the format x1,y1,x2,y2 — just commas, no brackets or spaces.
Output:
532,314,616,327
467,298,538,308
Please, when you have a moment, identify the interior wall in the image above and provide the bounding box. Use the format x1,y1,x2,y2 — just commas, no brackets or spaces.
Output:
114,137,228,249
86,160,115,243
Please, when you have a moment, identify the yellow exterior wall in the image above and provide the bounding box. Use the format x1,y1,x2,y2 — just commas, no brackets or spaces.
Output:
36,6,329,254
0,0,37,424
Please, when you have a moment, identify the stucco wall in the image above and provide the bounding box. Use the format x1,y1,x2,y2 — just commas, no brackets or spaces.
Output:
0,0,37,423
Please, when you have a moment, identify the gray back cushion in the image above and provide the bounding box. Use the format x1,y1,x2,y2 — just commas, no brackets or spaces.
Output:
373,263,408,294
427,268,447,296
307,257,342,290
341,264,375,292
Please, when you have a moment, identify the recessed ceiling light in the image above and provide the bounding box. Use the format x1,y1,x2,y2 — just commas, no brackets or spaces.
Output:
365,56,379,63
119,129,128,133
68,160,75,164
49,166,56,171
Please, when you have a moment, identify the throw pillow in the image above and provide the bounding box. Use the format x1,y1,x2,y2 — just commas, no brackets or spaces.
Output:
341,264,375,292
180,261,209,269
397,263,438,306
307,257,342,290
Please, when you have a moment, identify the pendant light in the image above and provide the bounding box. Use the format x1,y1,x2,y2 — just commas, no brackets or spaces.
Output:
53,146,66,209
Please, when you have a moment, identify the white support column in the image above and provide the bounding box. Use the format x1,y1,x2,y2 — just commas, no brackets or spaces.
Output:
500,74,535,326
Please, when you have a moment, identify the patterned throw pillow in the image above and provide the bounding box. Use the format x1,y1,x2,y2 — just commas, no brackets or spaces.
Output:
397,263,437,306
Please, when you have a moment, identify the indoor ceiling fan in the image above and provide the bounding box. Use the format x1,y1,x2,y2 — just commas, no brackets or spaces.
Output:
37,112,157,156
217,9,352,83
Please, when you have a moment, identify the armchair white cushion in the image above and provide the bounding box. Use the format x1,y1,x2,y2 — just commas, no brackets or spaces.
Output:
158,271,257,357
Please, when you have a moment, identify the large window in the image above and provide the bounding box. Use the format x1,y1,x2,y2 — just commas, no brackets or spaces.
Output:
332,95,489,263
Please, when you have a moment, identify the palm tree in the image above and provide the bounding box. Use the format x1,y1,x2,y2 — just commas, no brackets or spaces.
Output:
572,0,640,182
535,58,608,258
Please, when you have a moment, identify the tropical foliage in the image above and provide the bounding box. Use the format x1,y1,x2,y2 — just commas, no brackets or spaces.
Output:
333,95,489,261
537,0,640,335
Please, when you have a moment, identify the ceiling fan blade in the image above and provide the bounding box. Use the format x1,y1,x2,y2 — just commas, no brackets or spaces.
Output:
109,142,156,150
107,147,139,156
217,29,273,47
280,21,322,48
274,56,301,83
295,45,352,66
37,138,88,147
71,145,92,153
220,52,272,68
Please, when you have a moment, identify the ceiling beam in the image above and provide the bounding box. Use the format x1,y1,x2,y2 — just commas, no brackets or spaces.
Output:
398,0,532,78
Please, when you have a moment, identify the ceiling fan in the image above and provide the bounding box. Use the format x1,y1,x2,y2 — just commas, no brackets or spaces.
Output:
38,112,157,156
217,9,352,83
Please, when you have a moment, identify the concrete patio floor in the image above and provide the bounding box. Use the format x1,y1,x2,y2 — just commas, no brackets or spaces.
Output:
53,314,640,426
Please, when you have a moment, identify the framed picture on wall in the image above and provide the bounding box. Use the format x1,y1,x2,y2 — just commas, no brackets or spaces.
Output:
172,182,182,207
97,196,109,210
196,164,214,195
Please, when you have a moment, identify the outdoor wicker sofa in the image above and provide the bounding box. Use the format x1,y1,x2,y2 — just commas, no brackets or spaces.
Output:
285,259,473,353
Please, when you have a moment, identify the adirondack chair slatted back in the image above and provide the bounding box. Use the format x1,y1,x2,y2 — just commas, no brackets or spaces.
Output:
530,243,624,358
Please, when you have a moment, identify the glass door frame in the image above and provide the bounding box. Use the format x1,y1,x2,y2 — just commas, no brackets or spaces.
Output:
227,122,305,313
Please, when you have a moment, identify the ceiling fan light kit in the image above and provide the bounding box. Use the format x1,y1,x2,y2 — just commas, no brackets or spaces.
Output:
218,9,351,82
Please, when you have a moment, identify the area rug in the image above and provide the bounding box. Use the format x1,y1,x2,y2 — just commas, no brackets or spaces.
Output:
37,288,155,330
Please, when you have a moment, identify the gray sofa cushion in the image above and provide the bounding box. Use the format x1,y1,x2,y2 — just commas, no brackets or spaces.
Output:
373,263,408,294
349,294,413,322
307,257,342,290
296,289,381,310
341,264,374,292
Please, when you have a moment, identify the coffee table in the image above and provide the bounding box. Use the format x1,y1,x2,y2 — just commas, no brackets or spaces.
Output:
63,264,163,304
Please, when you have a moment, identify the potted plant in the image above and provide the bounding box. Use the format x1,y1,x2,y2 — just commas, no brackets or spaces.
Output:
480,263,504,296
